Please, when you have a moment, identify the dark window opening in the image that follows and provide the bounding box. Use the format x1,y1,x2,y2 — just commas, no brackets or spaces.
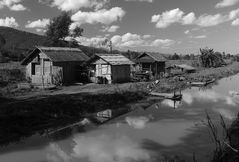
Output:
32,63,36,75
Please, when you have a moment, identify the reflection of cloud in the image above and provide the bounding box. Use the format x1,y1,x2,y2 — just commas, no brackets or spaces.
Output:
125,116,150,129
183,90,238,106
213,108,236,120
72,135,151,162
47,135,151,162
47,143,71,162
161,100,181,108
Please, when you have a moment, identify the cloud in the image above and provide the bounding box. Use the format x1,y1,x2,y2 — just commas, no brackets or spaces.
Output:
0,0,26,11
151,8,196,28
101,25,120,32
74,36,107,47
125,0,153,2
232,18,239,25
215,0,239,8
111,32,175,48
71,7,126,26
190,35,207,39
0,17,19,27
143,34,151,39
184,30,190,34
47,0,109,11
195,14,228,27
25,18,50,29
152,8,239,28
150,39,175,48
111,33,145,47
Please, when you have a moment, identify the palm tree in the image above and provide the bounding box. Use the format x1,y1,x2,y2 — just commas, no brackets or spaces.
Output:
199,47,224,68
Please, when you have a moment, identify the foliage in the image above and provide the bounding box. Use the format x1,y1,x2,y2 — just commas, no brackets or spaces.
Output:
45,12,83,46
199,47,225,68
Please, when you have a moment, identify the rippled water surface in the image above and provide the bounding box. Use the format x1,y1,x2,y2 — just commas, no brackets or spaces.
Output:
1,75,239,162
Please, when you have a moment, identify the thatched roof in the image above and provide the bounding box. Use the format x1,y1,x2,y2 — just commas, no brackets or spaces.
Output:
136,52,167,63
21,46,89,65
92,54,135,65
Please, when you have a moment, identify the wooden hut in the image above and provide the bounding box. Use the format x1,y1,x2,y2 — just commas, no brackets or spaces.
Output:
21,46,90,85
89,54,134,84
136,52,167,78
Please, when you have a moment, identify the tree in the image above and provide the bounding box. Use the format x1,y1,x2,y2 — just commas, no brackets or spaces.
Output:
199,47,225,68
171,53,180,60
45,12,83,46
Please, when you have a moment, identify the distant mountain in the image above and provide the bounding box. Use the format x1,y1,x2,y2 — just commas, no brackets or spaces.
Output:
0,27,141,61
0,27,46,51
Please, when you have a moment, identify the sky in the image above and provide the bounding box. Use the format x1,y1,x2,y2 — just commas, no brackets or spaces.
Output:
1,0,239,54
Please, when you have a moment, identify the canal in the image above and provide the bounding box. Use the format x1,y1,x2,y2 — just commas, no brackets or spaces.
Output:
1,74,239,162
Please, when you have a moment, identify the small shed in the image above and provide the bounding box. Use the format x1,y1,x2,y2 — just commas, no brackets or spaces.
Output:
21,46,90,85
136,52,167,78
89,54,134,84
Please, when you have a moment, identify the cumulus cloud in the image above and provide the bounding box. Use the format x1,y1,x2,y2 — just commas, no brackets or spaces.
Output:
190,35,207,39
150,39,175,48
152,8,239,28
25,18,50,29
232,18,239,25
111,33,145,47
71,7,125,26
45,0,109,11
101,25,120,32
151,8,196,28
0,0,26,11
111,33,176,48
184,30,190,34
74,36,107,47
196,14,228,27
0,17,19,27
125,0,154,2
215,0,239,8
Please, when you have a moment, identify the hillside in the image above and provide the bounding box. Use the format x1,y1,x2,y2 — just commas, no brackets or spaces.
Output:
0,27,141,61
0,27,46,51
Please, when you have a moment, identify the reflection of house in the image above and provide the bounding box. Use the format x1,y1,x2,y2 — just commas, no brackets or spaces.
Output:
21,47,90,85
89,54,135,84
167,64,196,74
136,52,167,78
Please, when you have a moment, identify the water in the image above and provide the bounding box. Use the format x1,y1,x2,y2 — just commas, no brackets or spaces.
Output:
1,75,239,162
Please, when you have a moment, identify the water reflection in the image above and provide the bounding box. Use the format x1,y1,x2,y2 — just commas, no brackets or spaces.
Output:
47,134,152,162
125,116,153,129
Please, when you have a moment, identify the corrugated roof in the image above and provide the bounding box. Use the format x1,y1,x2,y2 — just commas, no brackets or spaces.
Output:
95,54,135,65
38,46,89,62
137,52,167,62
21,46,89,65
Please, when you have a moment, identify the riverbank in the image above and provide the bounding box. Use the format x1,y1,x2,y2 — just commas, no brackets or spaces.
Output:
1,62,239,147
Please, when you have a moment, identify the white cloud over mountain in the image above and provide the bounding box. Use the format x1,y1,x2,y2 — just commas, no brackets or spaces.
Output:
25,18,50,28
0,17,19,27
111,32,175,48
0,0,26,11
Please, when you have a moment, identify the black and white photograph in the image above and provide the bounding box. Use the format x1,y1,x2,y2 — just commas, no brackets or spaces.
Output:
1,0,239,161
